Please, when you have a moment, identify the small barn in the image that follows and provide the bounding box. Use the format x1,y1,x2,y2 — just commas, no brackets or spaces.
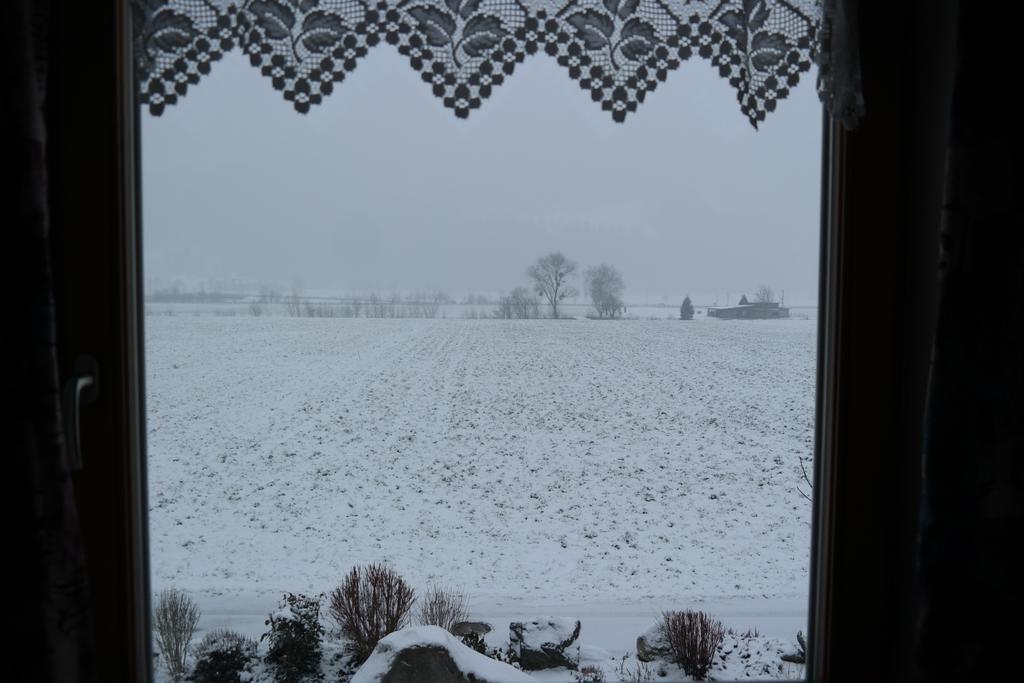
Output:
707,301,790,319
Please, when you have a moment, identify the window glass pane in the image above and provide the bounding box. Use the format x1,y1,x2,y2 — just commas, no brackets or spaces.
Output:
143,50,819,681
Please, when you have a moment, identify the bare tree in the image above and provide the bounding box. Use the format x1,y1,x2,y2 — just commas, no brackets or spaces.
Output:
527,252,578,319
496,287,541,319
510,287,540,319
585,264,625,319
495,293,514,320
754,285,775,303
285,287,303,317
423,293,442,319
366,292,386,318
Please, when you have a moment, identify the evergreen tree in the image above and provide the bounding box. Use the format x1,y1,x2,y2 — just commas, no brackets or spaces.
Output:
680,296,694,320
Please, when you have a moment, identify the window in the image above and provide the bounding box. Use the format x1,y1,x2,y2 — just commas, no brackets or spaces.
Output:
138,10,821,681
46,2,942,679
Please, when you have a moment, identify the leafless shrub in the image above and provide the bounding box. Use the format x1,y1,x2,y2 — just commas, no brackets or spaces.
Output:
329,564,416,663
727,626,761,638
416,584,469,632
577,663,606,682
154,588,201,678
661,610,725,680
617,654,654,683
798,456,814,502
249,301,264,316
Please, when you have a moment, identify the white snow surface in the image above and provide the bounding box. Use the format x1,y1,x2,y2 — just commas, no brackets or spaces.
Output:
351,625,533,683
147,316,814,603
146,315,814,680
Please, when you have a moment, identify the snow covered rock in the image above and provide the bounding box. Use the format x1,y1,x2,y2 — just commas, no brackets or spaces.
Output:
509,617,581,671
350,625,532,683
451,621,492,637
635,622,671,662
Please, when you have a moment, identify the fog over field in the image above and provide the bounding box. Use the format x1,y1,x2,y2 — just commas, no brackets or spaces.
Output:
142,50,820,307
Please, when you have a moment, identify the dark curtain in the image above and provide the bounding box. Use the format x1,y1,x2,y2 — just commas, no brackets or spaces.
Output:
917,4,1024,680
1,0,94,680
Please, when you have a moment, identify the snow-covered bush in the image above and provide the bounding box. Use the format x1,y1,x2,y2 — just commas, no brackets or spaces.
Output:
261,592,324,682
459,631,487,654
153,588,201,679
328,564,416,663
350,626,533,683
661,610,725,681
456,632,518,666
509,617,581,670
191,629,256,683
416,584,469,632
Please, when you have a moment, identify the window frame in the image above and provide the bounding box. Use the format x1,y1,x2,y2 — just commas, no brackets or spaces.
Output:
51,2,957,681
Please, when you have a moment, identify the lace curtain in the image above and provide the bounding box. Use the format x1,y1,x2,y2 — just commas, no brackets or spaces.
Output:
133,0,861,126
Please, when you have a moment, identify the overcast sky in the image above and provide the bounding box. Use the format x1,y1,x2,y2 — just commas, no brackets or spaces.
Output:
142,49,821,306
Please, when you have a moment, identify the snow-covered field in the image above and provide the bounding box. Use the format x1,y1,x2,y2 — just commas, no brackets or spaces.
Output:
146,315,815,678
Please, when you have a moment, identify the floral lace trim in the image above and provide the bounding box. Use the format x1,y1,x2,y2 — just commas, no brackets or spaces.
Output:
133,0,822,126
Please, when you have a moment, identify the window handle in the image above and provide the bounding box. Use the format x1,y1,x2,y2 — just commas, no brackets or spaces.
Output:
63,355,99,471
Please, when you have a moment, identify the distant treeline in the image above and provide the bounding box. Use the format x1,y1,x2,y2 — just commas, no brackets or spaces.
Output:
147,286,246,304
147,286,499,304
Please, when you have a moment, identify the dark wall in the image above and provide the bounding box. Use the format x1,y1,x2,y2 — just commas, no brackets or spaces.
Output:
48,1,148,681
820,2,957,681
